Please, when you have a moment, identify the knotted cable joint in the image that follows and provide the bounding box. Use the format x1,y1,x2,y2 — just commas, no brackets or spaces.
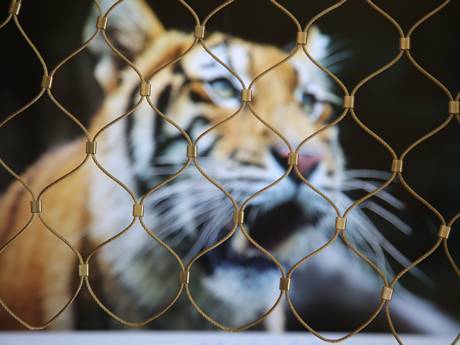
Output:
187,144,197,159
399,37,411,50
438,225,451,239
391,159,403,173
86,141,97,155
234,209,245,225
8,0,21,16
279,277,291,291
41,75,53,90
132,203,144,218
288,152,299,166
96,16,108,30
343,95,354,109
335,216,347,231
381,287,393,301
296,31,307,45
194,25,205,39
140,81,151,97
335,217,347,231
448,101,460,115
30,200,42,214
179,270,190,285
241,89,252,102
79,264,89,277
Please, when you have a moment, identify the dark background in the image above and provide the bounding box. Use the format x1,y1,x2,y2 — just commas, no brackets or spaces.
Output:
0,0,458,327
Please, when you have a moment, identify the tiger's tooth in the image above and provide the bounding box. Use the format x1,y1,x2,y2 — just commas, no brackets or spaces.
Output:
232,230,248,255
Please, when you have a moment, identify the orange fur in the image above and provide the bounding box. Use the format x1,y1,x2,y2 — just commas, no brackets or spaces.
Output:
0,0,334,329
0,140,89,328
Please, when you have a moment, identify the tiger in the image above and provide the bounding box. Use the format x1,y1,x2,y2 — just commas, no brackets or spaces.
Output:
0,0,458,333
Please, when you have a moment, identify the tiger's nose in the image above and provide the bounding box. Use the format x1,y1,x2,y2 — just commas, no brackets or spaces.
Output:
272,149,322,183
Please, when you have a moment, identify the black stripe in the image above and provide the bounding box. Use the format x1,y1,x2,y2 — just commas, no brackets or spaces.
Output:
124,86,140,165
190,89,209,103
156,84,173,115
172,63,185,75
152,84,173,157
124,83,156,195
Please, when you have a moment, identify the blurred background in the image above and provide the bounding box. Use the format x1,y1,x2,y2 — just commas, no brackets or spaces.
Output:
0,0,458,332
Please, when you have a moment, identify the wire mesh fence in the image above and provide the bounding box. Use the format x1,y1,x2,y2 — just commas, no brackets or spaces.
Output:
0,0,458,344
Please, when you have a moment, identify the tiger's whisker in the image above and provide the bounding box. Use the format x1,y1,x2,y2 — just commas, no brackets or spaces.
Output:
341,179,404,209
362,200,412,235
343,169,393,180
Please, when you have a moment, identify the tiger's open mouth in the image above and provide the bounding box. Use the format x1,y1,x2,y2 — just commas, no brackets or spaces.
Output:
249,201,318,250
202,199,322,273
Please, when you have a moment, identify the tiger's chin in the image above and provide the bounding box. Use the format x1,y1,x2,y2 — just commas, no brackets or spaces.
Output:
195,198,327,328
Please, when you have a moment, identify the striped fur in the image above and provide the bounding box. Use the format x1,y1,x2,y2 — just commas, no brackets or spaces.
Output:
1,0,458,333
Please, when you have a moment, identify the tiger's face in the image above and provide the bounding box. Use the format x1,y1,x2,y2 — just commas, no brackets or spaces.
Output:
89,1,342,263
88,0,344,320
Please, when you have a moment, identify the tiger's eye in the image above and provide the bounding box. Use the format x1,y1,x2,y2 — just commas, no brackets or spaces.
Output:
209,78,238,99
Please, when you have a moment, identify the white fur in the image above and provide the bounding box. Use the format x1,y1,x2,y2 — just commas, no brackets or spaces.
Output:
82,5,459,331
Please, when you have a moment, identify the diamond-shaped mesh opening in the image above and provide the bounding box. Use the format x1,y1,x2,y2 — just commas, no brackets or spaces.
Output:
0,0,457,341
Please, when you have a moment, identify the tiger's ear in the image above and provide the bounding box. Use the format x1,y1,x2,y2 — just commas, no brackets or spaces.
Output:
284,27,329,60
83,0,165,91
